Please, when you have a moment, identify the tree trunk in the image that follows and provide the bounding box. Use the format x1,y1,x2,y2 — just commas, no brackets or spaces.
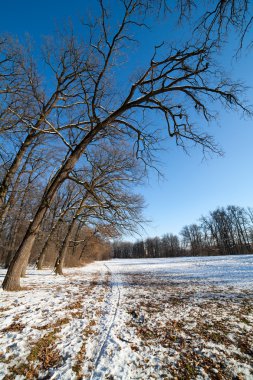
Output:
54,193,89,275
4,248,13,269
0,93,61,221
36,216,63,270
4,172,35,265
0,143,36,228
54,219,76,275
71,221,82,256
79,240,88,260
2,232,37,290
36,250,45,270
0,132,35,220
36,251,45,270
21,256,30,277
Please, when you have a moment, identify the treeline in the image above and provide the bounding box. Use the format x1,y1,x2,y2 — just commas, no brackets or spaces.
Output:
113,205,253,258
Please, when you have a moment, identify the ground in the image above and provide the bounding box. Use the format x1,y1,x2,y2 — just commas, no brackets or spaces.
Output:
0,255,253,379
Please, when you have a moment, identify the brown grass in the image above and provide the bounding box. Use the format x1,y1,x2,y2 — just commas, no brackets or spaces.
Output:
1,322,25,333
3,328,62,380
65,299,83,310
0,307,10,313
3,317,72,379
33,317,70,331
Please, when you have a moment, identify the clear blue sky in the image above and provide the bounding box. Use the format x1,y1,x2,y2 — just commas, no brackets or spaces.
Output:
1,1,253,239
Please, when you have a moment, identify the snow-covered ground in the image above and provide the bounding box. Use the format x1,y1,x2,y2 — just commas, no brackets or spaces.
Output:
0,254,253,379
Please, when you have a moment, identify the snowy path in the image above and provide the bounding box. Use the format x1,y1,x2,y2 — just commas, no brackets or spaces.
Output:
1,255,253,379
89,263,122,380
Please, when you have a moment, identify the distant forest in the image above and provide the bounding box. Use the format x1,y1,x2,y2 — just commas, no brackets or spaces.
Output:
113,206,253,258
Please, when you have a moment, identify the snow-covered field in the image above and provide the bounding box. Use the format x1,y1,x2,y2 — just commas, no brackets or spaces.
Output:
0,254,253,379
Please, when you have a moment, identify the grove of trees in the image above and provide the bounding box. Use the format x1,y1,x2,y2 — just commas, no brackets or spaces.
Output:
113,205,253,258
1,0,253,290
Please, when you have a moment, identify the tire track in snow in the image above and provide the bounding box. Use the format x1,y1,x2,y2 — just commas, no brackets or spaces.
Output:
89,263,121,380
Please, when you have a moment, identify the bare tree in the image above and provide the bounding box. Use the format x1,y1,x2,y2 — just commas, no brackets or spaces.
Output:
0,32,92,220
53,143,145,275
161,233,181,257
35,182,83,270
180,224,204,255
150,1,253,48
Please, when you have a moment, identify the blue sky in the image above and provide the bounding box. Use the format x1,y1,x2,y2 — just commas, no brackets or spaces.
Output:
1,1,253,239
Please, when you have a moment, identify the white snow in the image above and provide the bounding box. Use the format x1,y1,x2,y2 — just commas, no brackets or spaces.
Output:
0,254,253,379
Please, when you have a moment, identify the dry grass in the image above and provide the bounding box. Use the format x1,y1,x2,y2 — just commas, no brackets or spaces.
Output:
3,317,71,379
1,322,25,333
27,328,62,369
3,327,61,380
65,299,83,310
32,317,70,331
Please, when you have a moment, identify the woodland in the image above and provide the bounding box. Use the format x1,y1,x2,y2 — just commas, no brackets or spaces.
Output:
113,205,253,258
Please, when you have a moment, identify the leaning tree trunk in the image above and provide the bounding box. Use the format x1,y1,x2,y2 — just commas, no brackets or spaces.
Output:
4,172,36,272
36,215,65,270
4,248,13,269
36,195,79,270
79,240,88,260
54,218,76,275
71,221,82,256
36,232,52,270
54,194,89,275
0,92,61,222
2,126,101,290
21,256,30,277
0,132,36,221
0,173,22,229
3,188,30,271
0,143,36,228
79,234,94,261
